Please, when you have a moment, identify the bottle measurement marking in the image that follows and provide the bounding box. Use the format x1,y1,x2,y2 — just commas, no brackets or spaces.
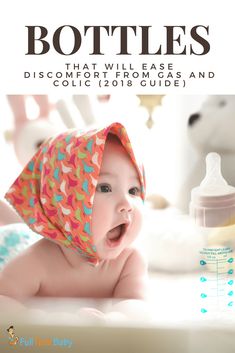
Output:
200,250,234,313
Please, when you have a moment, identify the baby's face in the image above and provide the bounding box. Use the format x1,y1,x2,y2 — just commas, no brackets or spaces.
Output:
92,137,143,260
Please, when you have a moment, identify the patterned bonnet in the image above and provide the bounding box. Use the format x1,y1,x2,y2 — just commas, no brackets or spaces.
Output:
5,122,145,265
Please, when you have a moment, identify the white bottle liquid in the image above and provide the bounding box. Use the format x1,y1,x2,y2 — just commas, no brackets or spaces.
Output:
190,153,235,315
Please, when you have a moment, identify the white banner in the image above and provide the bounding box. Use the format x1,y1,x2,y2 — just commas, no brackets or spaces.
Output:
1,0,234,93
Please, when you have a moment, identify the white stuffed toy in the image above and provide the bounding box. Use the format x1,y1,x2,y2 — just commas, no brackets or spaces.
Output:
177,95,235,213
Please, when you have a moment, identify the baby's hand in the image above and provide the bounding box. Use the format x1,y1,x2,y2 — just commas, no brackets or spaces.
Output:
78,307,129,324
77,307,107,323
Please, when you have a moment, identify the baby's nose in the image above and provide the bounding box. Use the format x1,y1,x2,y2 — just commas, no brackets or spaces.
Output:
117,196,133,213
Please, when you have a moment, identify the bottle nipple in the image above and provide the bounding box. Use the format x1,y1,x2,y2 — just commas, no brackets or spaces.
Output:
190,152,235,227
199,152,229,196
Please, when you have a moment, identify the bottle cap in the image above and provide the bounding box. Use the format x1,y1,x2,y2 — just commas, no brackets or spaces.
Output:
190,153,235,227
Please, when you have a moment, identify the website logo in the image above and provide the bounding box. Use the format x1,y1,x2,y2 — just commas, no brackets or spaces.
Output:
4,325,73,348
6,325,19,346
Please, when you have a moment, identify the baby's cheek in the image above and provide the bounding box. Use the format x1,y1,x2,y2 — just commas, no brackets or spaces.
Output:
91,213,103,240
134,200,144,224
130,204,144,239
91,195,103,228
91,196,111,239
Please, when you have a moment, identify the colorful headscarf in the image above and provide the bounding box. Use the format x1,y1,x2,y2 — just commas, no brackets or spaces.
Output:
5,122,145,265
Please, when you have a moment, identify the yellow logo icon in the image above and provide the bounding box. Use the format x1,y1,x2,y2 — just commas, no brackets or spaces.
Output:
6,325,19,346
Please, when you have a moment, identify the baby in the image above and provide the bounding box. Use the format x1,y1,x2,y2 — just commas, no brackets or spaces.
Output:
0,122,147,311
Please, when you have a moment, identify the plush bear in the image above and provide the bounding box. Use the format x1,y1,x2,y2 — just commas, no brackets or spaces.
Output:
177,95,235,213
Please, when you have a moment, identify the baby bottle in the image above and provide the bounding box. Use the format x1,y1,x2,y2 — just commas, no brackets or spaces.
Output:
190,152,235,315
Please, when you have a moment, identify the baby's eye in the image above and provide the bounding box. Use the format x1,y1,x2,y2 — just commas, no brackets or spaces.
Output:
129,186,141,196
96,183,112,193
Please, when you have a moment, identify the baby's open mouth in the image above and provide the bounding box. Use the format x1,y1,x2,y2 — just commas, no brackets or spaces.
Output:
106,223,128,247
